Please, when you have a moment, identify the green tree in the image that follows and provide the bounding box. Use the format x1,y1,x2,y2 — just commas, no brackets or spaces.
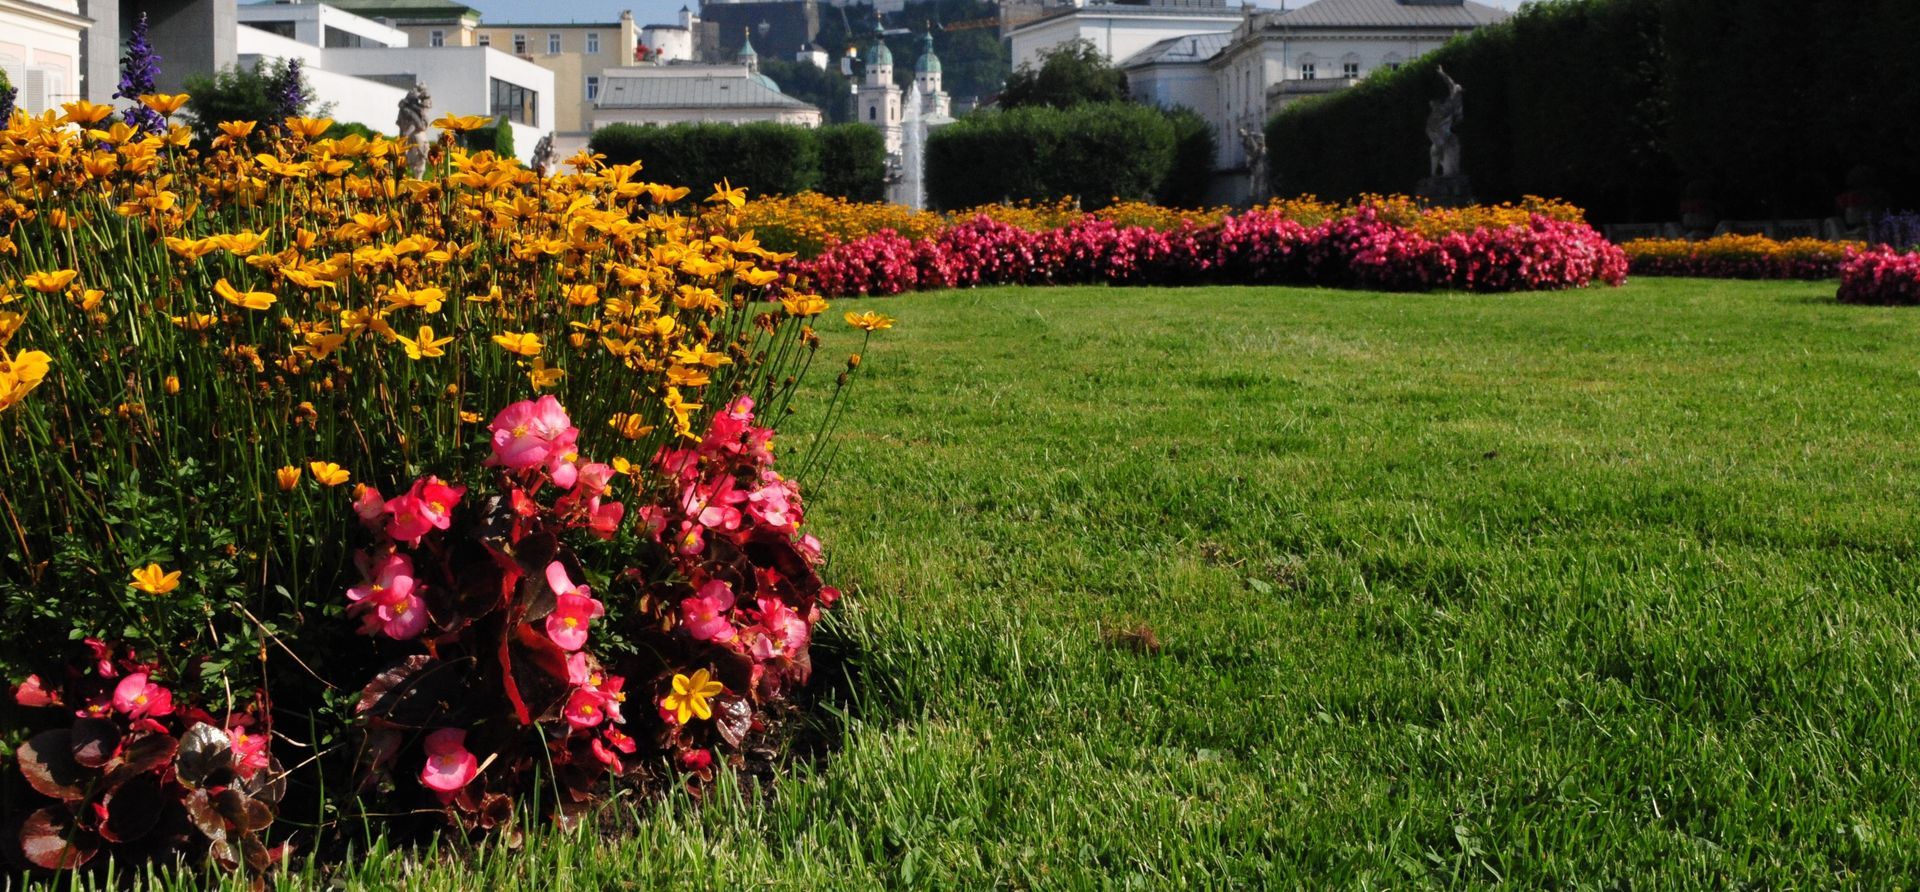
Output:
761,58,854,124
181,58,313,143
998,38,1126,109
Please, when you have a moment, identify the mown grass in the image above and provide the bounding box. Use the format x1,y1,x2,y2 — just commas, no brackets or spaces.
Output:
55,278,1920,888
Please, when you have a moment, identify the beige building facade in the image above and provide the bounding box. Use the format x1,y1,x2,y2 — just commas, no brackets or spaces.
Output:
0,0,90,114
471,14,640,149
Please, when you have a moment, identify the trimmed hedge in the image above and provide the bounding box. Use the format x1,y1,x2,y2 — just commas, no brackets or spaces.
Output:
925,102,1177,211
1266,0,1920,222
588,122,884,201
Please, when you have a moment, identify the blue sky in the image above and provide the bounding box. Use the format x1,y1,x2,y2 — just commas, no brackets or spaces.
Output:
464,0,1528,28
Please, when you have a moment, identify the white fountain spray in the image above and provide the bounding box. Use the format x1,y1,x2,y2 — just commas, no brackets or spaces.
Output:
901,82,926,211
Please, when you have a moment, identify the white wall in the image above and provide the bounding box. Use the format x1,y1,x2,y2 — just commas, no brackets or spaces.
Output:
593,106,821,129
236,3,408,49
639,25,692,62
236,24,324,67
322,46,557,162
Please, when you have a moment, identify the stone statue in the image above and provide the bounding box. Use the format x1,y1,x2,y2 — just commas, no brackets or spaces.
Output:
1425,67,1463,178
1237,121,1268,204
396,84,433,177
530,133,557,177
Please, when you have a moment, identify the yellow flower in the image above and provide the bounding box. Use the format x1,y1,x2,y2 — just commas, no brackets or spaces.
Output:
283,116,335,139
564,283,600,307
662,668,725,723
492,332,543,356
138,93,191,116
526,357,565,390
396,325,454,360
308,461,351,486
433,114,493,133
214,278,276,311
276,465,302,491
780,294,828,317
706,178,747,208
171,313,220,331
60,100,115,125
663,387,701,439
0,349,52,412
129,563,182,596
609,413,654,440
844,311,895,332
23,269,78,294
164,375,181,395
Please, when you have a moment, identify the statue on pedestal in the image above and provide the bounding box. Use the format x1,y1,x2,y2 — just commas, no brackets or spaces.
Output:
530,133,557,177
1425,66,1463,178
1237,121,1269,204
396,84,433,178
1416,67,1474,207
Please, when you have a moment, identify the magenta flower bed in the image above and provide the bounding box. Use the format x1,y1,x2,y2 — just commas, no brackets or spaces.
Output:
792,207,1629,297
1837,247,1920,305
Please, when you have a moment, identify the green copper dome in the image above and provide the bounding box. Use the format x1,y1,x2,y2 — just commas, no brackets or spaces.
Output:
915,30,940,74
868,38,893,67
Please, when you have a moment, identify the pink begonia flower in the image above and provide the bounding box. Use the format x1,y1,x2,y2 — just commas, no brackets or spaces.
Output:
746,482,796,531
573,463,616,498
347,552,415,606
604,728,637,755
674,520,705,556
352,485,387,528
420,728,478,794
653,447,701,482
750,597,810,662
566,651,595,686
634,506,667,540
597,674,628,723
384,476,465,544
702,397,754,454
563,687,610,729
543,562,605,651
744,426,776,466
229,724,271,780
681,580,737,643
796,534,824,565
376,590,429,640
585,498,625,539
680,479,743,532
83,638,117,678
111,673,174,720
487,395,578,472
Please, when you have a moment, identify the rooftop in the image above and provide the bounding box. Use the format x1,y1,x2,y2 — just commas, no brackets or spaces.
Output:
1270,0,1509,29
1117,31,1231,68
598,67,815,110
303,0,480,20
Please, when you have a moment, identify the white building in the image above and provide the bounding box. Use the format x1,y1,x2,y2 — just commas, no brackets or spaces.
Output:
592,62,821,129
1007,1,1243,72
236,0,555,163
0,0,90,114
639,7,697,63
1110,0,1508,202
854,31,898,154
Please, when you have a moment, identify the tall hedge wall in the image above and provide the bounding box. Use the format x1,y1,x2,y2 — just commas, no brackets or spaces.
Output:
1266,0,1920,222
925,102,1182,211
588,122,885,201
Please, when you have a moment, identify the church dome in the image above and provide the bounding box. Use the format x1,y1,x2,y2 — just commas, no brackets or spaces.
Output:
915,30,941,74
868,38,893,67
736,29,758,63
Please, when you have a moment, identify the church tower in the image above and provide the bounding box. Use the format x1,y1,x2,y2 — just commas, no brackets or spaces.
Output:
912,27,950,120
856,32,902,155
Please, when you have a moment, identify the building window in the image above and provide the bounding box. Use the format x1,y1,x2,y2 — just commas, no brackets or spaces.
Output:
585,75,601,101
586,32,600,54
1343,61,1359,78
1300,63,1316,81
478,33,491,46
324,26,370,48
513,33,527,54
251,20,297,38
548,33,561,54
491,78,537,125
868,105,876,121
430,30,445,47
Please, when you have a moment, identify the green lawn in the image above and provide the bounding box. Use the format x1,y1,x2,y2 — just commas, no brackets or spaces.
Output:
137,279,1920,887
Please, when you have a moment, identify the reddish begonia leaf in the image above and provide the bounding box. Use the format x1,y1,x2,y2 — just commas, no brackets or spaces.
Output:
17,730,89,801
98,773,163,843
175,722,232,789
104,732,178,787
20,807,96,870
69,718,121,769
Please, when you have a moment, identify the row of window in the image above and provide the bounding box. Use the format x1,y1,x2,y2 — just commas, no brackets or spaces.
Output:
1297,59,1402,81
445,30,602,55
